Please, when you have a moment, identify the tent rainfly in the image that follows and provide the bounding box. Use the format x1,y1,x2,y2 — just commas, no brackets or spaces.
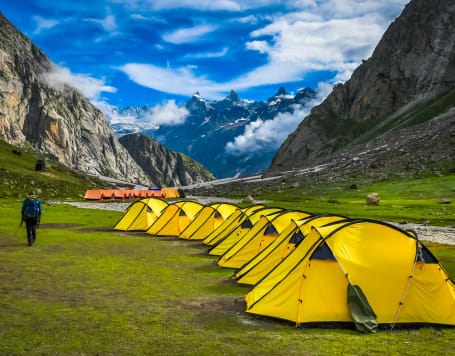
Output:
113,198,168,231
245,220,455,333
217,210,311,269
203,205,265,246
179,203,239,240
235,214,349,285
208,207,284,257
146,201,204,236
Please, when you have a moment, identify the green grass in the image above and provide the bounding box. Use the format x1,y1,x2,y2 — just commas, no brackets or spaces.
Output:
1,200,455,355
231,174,455,226
180,153,216,180
0,140,112,200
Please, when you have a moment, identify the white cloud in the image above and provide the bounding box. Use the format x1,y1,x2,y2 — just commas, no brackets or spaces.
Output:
225,105,308,155
84,15,117,32
141,100,189,126
95,100,188,130
130,14,167,23
109,0,242,11
232,15,259,24
288,0,408,21
117,63,222,98
119,0,408,97
41,64,117,101
162,25,217,44
33,16,59,35
130,14,147,20
225,82,330,155
245,40,270,54
185,47,228,59
110,0,407,14
228,15,385,90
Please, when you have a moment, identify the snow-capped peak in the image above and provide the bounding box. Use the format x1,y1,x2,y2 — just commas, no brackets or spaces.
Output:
192,91,204,101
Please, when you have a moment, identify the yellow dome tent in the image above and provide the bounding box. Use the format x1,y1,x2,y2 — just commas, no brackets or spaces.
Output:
235,214,348,285
113,198,168,231
217,210,311,269
245,220,455,332
179,203,239,240
208,207,284,257
202,205,265,246
146,201,204,236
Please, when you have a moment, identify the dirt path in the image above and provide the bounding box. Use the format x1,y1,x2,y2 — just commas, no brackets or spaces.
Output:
50,201,130,212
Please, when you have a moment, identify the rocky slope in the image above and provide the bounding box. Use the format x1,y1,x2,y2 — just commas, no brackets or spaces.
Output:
271,0,455,171
119,134,214,187
107,87,316,178
0,12,151,184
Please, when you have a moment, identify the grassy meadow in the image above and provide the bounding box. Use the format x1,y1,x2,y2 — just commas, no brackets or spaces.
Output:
233,174,455,226
1,198,455,355
0,140,111,199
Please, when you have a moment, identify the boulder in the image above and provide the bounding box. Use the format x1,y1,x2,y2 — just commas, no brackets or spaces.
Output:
328,199,340,204
438,199,451,204
349,184,358,190
366,193,380,206
242,195,254,204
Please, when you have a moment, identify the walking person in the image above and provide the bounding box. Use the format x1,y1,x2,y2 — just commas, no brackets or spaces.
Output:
21,191,42,246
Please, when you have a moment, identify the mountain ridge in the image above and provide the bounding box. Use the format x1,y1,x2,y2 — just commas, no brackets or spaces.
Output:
0,11,151,184
0,12,215,187
271,0,455,171
119,133,214,187
106,87,317,178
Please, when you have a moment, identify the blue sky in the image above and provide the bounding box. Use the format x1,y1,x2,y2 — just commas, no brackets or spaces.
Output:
2,0,409,108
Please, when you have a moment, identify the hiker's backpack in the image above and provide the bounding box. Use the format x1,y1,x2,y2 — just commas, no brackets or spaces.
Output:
24,198,40,220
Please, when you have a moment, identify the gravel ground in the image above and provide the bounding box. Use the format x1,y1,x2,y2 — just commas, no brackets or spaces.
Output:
387,222,455,245
50,199,455,245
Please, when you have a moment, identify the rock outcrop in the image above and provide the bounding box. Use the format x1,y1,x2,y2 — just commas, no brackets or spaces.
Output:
119,134,214,187
271,0,455,171
0,12,150,184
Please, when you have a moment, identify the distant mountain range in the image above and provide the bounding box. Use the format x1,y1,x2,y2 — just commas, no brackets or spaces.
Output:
105,87,317,178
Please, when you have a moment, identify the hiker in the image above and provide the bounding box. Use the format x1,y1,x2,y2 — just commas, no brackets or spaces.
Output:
21,191,42,246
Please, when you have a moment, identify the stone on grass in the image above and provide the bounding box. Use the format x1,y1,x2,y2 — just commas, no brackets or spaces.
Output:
438,199,451,204
242,195,254,204
328,199,340,204
366,193,380,206
349,183,358,190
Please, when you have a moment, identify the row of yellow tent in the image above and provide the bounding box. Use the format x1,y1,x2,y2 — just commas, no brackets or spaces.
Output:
113,198,455,333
